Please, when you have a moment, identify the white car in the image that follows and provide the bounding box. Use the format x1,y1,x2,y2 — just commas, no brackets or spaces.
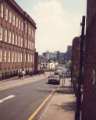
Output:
48,74,60,84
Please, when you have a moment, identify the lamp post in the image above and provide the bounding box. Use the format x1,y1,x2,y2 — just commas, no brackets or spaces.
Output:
75,16,85,120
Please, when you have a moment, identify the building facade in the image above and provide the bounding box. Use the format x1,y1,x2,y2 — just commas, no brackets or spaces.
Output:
0,0,36,79
82,0,96,120
71,37,80,96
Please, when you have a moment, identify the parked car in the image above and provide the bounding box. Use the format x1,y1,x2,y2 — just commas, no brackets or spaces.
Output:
48,74,60,85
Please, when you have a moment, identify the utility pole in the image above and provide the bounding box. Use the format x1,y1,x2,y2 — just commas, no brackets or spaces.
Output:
75,16,85,120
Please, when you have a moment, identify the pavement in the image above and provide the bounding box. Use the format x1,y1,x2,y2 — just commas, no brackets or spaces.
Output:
0,72,50,91
37,78,76,120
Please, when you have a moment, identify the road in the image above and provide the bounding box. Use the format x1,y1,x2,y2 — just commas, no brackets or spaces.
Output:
0,76,58,120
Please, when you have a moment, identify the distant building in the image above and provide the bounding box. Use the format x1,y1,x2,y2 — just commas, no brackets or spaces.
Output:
38,55,47,70
43,51,57,61
0,0,36,79
64,45,72,63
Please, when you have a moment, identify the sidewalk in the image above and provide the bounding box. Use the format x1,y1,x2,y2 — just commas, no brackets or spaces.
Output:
38,79,76,120
0,72,49,91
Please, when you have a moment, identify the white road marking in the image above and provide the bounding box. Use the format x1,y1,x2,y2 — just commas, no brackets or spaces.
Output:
0,95,15,104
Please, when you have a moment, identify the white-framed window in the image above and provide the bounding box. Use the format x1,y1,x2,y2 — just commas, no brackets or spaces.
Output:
16,52,19,62
0,4,4,18
24,53,26,62
21,53,23,62
18,53,20,62
28,54,30,62
8,51,10,62
0,49,2,62
18,19,21,29
18,35,20,46
16,52,18,62
21,21,23,31
21,37,23,47
28,26,31,35
25,39,27,48
0,25,3,41
25,23,27,33
11,51,14,63
16,17,18,28
3,50,7,62
32,55,34,64
9,11,12,23
13,15,15,26
4,29,7,42
5,7,8,21
12,32,14,44
8,31,11,43
15,34,17,45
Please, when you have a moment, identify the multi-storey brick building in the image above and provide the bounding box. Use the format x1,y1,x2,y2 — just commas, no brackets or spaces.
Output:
0,0,36,79
82,0,96,120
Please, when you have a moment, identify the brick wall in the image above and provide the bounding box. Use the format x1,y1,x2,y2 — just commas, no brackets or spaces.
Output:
82,0,96,120
0,0,36,79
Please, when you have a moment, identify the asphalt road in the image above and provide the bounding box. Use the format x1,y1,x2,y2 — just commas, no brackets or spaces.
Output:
0,78,58,120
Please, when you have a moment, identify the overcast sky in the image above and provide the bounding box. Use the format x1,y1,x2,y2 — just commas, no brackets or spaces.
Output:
16,0,87,53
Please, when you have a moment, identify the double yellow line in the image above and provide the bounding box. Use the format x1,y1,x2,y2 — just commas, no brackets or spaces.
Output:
28,90,55,120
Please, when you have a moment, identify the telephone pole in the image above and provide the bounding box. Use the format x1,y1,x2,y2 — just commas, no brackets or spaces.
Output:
75,16,85,120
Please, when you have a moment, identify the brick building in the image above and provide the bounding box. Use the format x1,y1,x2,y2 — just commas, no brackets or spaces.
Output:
82,0,96,120
0,0,36,79
71,37,80,96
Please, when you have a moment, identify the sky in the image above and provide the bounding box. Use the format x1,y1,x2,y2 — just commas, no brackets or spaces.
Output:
16,0,87,53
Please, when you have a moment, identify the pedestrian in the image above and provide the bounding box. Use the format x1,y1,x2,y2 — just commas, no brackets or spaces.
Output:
22,69,25,79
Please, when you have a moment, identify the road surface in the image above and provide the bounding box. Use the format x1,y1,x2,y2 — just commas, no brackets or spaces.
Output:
0,76,58,120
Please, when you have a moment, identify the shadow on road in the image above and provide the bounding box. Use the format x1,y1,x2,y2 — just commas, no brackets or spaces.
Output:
61,101,76,111
53,101,76,112
56,86,74,94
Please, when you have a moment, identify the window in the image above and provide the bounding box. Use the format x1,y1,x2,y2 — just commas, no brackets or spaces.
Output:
31,29,33,37
0,49,2,62
8,51,10,62
0,25,3,41
8,31,11,43
16,52,19,62
4,51,7,62
14,52,16,62
4,29,7,42
12,32,14,44
28,26,31,35
28,54,30,62
15,34,17,45
32,55,34,64
25,23,27,33
25,39,27,48
16,17,18,28
18,36,20,46
5,8,8,21
18,53,20,62
21,21,23,31
13,15,15,26
9,11,12,23
18,19,21,29
25,54,26,62
11,51,14,63
21,37,23,47
0,4,4,18
16,52,18,62
21,53,22,62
